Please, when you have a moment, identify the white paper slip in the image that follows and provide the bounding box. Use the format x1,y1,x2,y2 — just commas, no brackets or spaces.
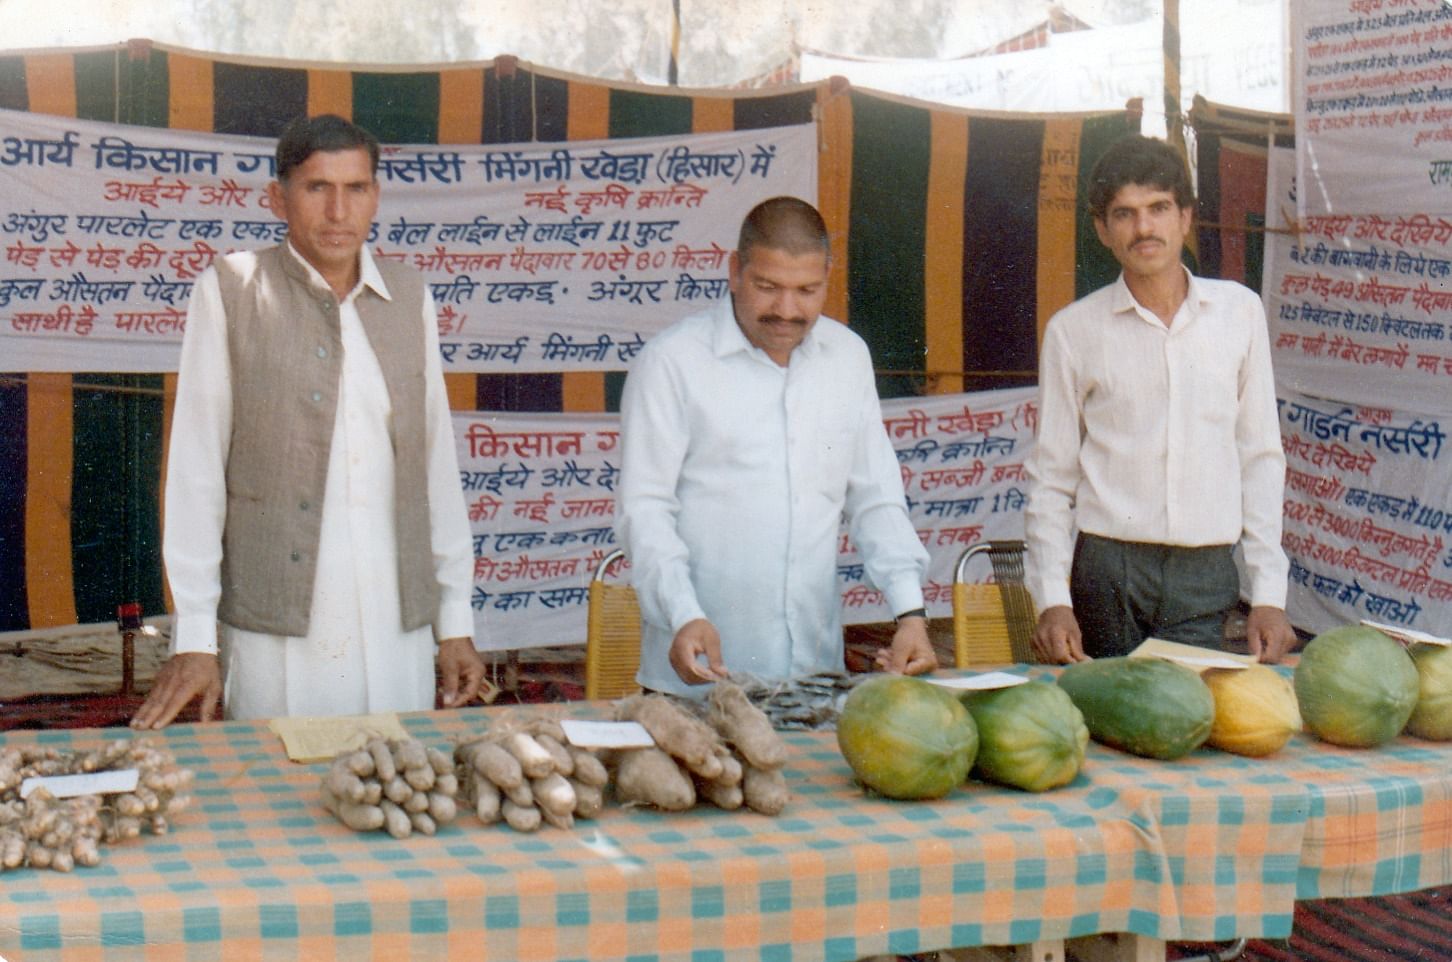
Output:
21,768,140,800
1130,637,1254,672
560,719,655,749
1159,652,1253,671
1361,619,1452,647
927,671,1030,691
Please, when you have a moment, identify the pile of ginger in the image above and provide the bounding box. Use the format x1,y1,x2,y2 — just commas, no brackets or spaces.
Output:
0,739,194,873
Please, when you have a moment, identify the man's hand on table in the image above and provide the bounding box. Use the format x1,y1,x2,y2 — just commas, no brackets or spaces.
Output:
1245,606,1297,664
873,615,938,675
1032,605,1090,664
669,618,728,685
130,652,223,729
437,636,487,707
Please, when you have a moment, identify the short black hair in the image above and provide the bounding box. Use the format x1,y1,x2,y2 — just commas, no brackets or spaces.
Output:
737,196,830,266
275,114,380,182
1086,134,1195,221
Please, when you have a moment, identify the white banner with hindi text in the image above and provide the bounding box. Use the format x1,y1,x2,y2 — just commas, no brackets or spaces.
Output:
454,386,1037,652
1278,388,1452,638
0,108,816,373
1294,0,1452,217
1265,144,1452,416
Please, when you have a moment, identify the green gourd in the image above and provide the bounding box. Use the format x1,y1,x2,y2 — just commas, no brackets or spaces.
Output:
1407,642,1452,741
960,680,1088,791
1294,625,1419,748
1057,657,1214,760
836,675,978,800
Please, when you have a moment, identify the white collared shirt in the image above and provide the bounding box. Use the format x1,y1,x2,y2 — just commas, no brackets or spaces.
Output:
617,298,928,696
1025,270,1289,612
164,242,474,717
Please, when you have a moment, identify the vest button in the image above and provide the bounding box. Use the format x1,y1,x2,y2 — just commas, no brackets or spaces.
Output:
299,500,310,511
311,391,323,402
316,346,328,359
290,551,301,562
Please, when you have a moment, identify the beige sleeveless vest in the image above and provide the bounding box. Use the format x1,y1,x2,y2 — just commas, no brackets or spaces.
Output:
212,245,440,638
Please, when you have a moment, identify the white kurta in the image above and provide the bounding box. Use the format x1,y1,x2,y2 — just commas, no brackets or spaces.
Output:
164,244,475,719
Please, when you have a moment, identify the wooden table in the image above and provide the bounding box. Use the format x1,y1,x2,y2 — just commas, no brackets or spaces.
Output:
3,668,1450,961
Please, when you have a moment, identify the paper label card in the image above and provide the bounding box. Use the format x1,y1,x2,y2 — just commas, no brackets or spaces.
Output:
560,719,655,749
1360,620,1452,647
268,713,411,764
1129,637,1254,672
21,768,140,799
927,671,1031,691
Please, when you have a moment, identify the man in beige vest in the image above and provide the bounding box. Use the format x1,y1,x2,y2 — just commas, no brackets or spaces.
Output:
132,115,485,728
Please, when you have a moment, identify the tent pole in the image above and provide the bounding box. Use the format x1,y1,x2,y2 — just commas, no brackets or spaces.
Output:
1164,0,1183,148
669,0,681,86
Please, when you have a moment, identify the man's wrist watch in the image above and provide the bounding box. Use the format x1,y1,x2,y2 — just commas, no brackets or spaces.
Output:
894,607,927,623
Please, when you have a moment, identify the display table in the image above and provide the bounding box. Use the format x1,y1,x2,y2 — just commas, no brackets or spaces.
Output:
2,669,1451,962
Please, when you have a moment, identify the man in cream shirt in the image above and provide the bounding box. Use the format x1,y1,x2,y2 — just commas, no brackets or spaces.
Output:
1025,135,1297,665
132,115,484,727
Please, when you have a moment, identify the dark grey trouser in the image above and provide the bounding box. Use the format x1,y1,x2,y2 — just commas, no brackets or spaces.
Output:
1069,532,1240,659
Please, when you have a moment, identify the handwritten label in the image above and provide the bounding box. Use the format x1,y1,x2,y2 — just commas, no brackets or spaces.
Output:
560,719,655,749
21,768,139,799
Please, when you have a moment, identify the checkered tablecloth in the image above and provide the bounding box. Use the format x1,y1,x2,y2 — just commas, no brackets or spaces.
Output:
3,668,1451,961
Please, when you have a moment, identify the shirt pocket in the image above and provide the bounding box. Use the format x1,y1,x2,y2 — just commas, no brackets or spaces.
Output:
1183,340,1242,431
807,406,859,498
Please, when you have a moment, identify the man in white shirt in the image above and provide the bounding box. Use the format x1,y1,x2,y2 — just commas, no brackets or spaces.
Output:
132,115,485,728
617,196,936,696
1024,135,1297,664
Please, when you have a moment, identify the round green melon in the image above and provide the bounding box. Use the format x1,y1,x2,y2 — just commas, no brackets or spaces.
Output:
1408,643,1452,740
1056,657,1214,760
960,680,1088,792
1293,625,1419,748
836,675,978,800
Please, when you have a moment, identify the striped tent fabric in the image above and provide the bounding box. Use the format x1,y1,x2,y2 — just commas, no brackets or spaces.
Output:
1190,95,1295,292
0,40,1135,631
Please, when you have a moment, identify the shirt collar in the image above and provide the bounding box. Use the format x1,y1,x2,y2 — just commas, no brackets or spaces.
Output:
1109,265,1206,323
710,295,825,362
284,241,393,303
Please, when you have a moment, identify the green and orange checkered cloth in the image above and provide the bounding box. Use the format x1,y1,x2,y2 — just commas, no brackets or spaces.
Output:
3,667,1451,961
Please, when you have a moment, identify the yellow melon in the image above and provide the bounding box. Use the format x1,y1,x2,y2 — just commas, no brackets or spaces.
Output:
1202,664,1302,757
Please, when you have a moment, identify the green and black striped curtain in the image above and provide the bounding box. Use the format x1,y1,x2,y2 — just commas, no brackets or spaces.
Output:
0,41,1137,631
